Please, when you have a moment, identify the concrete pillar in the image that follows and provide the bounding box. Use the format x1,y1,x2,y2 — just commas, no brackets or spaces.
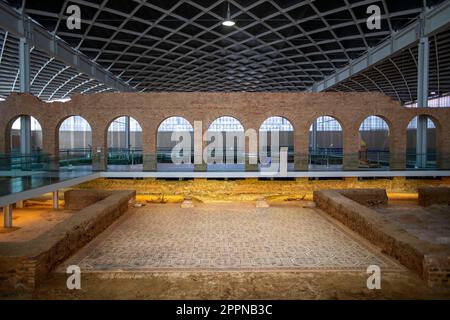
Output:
3,205,13,228
16,200,24,209
52,190,59,209
416,36,429,168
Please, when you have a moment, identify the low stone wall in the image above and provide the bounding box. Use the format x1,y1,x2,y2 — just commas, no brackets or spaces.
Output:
64,189,115,210
418,187,450,206
77,177,450,203
0,190,135,294
337,189,388,207
314,189,450,286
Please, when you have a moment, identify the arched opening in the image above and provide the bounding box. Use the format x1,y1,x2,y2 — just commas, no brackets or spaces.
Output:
107,116,143,170
259,116,294,170
9,116,43,170
10,116,43,154
157,117,194,171
406,116,437,169
58,116,92,168
309,116,343,170
359,116,390,168
206,116,244,171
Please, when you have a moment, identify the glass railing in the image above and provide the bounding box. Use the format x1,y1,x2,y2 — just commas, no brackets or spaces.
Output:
0,150,448,174
108,148,143,165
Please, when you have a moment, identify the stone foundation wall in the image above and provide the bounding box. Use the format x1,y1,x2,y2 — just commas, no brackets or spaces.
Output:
337,189,388,207
314,189,450,286
424,254,450,287
64,189,115,210
75,177,450,203
0,190,135,294
418,187,450,206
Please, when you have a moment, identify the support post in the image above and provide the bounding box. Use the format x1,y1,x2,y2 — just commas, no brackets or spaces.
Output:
416,36,429,168
52,190,59,209
19,37,30,93
20,115,32,170
416,116,428,168
311,119,318,152
3,205,13,228
20,115,31,155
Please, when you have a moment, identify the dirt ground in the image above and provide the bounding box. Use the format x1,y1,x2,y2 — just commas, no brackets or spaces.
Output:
5,270,450,300
2,201,450,300
0,201,73,242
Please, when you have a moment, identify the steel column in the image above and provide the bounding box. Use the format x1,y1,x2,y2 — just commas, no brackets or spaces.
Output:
19,37,30,93
416,36,429,168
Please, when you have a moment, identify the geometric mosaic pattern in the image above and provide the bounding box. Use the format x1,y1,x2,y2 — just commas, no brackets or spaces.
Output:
67,204,402,272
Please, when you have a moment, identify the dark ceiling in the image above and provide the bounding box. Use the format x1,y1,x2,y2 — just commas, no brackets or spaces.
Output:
1,0,449,102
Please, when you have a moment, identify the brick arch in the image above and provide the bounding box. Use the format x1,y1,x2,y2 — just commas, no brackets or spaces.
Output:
55,115,93,154
405,114,443,167
405,113,441,132
355,114,393,132
206,115,246,131
4,114,44,154
307,115,344,167
103,115,145,152
156,116,194,133
258,115,295,131
155,116,195,162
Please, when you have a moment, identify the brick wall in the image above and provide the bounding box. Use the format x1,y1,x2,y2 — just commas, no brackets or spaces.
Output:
1,92,450,170
314,189,450,286
0,190,135,294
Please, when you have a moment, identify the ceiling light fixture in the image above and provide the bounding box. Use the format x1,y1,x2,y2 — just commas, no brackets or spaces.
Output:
222,2,235,27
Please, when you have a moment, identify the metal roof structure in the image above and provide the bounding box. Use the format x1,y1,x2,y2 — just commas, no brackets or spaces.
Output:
0,0,450,103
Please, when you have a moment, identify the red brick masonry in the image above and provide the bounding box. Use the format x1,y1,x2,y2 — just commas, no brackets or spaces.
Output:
0,190,135,293
314,189,450,287
1,92,450,170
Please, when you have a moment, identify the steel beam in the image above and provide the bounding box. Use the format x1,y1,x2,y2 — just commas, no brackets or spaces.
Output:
416,35,429,169
0,1,133,93
311,0,450,92
19,37,30,92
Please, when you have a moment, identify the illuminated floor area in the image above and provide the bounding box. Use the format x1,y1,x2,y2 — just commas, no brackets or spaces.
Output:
0,201,73,242
60,203,402,272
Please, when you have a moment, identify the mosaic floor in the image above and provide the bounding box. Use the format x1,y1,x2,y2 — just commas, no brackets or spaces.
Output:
64,203,402,272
